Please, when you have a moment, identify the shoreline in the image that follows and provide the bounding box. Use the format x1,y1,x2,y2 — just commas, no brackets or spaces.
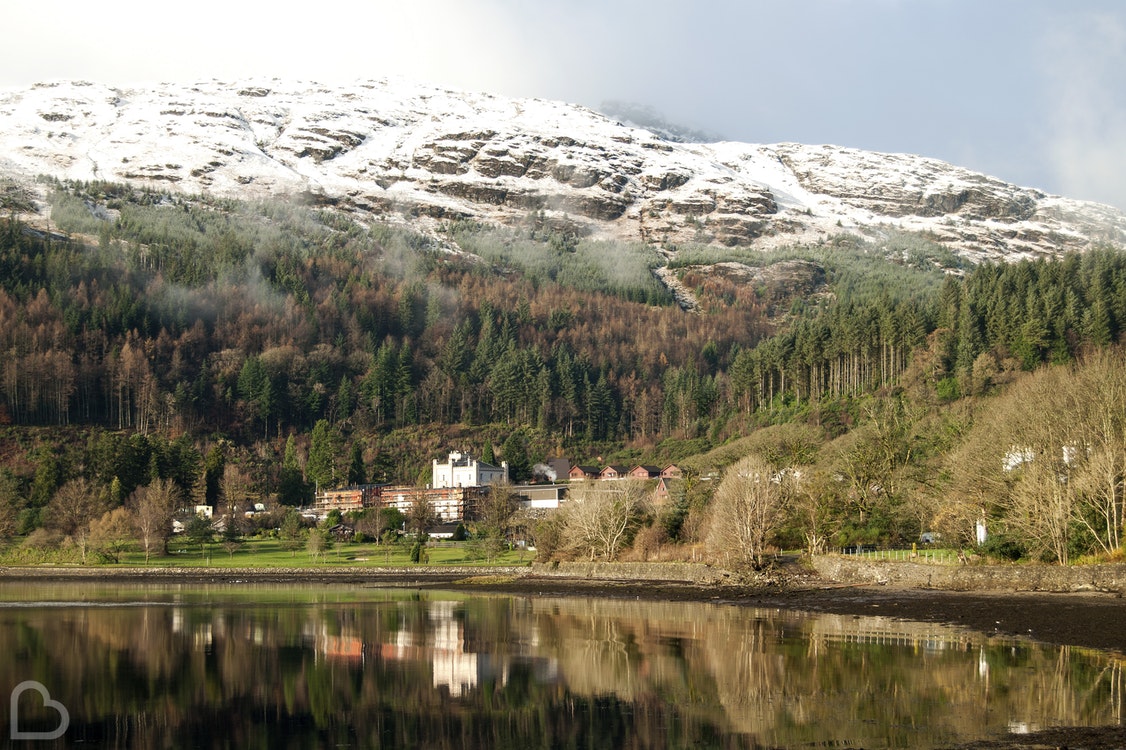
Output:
4,563,1126,748
4,562,1126,655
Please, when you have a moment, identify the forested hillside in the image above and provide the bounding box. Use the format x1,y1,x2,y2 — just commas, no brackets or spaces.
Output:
2,180,1126,561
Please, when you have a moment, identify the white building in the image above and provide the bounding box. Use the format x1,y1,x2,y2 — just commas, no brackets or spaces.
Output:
513,484,569,510
432,451,508,488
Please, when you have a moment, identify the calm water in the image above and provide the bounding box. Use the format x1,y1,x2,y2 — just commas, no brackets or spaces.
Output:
0,583,1122,749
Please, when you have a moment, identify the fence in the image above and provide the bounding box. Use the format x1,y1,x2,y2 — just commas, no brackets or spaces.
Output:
838,547,960,564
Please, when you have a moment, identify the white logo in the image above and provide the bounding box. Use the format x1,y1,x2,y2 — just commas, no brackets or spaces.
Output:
10,681,69,741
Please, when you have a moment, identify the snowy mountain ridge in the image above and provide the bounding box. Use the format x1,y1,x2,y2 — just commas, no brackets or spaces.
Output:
2,77,1124,263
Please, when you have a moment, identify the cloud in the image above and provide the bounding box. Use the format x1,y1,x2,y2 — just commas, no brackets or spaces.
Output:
0,1,539,92
1042,11,1126,209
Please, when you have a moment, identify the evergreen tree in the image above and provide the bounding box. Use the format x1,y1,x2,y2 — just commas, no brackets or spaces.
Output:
203,444,225,508
278,435,310,506
336,375,354,422
347,441,366,486
501,430,531,483
109,476,124,507
307,419,337,491
279,509,305,556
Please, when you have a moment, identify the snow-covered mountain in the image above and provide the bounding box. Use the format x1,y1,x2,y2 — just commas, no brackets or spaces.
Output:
2,78,1124,262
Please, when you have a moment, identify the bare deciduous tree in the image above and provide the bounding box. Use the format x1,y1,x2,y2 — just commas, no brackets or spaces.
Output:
561,481,649,561
705,454,790,569
45,477,109,564
89,507,134,563
405,489,439,541
787,466,839,556
946,350,1126,562
220,464,252,517
476,482,519,562
129,478,180,563
1006,457,1074,564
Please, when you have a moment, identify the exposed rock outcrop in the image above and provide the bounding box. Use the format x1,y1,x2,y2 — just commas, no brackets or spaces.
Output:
0,78,1123,264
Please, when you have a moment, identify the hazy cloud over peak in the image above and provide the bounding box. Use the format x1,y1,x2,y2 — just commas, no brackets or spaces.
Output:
1043,11,1126,208
2,0,1125,209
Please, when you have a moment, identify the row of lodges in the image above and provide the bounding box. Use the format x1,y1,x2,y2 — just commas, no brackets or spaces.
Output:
567,463,682,482
313,453,683,521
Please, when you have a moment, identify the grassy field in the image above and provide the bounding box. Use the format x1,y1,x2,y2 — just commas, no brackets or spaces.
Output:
0,536,536,568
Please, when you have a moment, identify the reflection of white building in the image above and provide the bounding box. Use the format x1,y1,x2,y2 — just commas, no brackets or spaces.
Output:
380,601,509,697
432,452,508,488
171,607,213,651
428,601,484,697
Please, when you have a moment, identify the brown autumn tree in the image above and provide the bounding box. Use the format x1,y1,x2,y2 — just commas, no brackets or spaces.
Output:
89,506,134,563
561,481,649,561
705,454,791,569
129,478,180,562
45,477,109,564
945,350,1126,562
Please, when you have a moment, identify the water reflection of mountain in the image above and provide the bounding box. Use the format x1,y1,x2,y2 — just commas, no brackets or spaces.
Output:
0,584,1121,749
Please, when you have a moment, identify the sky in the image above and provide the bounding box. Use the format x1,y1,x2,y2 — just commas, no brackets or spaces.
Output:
3,0,1125,210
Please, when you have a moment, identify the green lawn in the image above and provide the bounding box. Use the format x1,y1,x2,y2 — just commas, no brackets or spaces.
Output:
2,536,535,569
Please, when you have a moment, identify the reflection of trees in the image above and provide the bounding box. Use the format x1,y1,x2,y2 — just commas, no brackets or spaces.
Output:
0,586,1122,748
518,597,1126,748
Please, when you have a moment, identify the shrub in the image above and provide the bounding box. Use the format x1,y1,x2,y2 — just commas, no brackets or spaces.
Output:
979,535,1025,562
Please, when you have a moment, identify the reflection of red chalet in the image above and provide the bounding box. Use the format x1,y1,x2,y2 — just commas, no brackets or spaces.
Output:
568,465,600,481
599,465,630,480
628,465,661,480
323,634,364,662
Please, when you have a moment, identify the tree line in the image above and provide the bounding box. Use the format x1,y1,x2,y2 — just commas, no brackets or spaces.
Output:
5,184,1126,452
3,180,1126,565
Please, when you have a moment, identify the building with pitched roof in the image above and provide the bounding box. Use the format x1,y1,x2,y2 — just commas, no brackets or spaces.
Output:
432,451,509,489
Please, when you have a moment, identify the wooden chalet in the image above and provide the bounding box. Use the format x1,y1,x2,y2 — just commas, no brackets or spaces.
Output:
599,465,630,480
628,465,662,480
568,465,600,481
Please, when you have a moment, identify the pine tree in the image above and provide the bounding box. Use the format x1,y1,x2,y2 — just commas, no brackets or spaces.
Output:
278,435,309,506
306,419,337,491
203,444,225,508
347,441,366,486
502,430,531,483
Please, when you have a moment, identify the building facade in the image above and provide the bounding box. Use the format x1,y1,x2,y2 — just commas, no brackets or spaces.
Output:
383,486,485,523
315,484,383,513
432,452,509,489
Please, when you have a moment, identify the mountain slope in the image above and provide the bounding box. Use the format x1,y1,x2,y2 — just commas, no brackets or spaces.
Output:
2,78,1124,262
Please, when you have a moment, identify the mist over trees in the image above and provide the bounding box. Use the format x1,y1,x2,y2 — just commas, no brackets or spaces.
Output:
1,180,1126,565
